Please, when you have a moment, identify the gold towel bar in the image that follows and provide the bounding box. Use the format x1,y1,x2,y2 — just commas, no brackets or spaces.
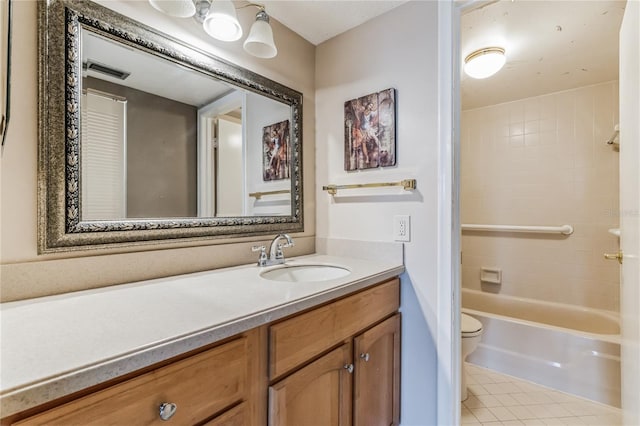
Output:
249,189,291,200
322,179,417,196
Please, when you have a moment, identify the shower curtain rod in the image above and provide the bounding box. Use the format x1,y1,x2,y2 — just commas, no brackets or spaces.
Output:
461,224,574,235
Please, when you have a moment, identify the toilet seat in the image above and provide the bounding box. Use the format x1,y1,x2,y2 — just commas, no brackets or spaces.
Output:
461,313,482,338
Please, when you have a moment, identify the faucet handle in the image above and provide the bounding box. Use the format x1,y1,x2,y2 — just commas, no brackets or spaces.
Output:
280,240,294,248
275,241,294,259
251,245,268,266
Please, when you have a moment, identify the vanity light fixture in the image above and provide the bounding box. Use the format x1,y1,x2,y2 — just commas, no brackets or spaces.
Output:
243,9,277,58
149,0,278,58
202,0,243,41
464,47,506,79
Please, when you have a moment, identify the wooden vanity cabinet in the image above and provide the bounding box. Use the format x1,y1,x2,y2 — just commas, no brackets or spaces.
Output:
268,278,401,426
8,278,400,426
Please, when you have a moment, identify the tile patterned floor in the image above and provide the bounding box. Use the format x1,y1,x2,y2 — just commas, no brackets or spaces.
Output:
461,364,622,425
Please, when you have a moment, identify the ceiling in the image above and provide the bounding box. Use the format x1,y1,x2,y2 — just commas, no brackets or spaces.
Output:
83,0,409,106
263,0,408,45
90,0,626,111
262,0,625,108
461,0,626,109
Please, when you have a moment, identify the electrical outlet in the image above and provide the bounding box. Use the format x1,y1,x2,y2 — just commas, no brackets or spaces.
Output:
394,215,411,242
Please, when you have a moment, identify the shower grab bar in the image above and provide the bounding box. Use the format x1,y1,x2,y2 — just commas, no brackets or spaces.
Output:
461,224,574,235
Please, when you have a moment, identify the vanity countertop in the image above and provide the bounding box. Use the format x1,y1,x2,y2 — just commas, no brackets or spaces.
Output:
0,253,404,417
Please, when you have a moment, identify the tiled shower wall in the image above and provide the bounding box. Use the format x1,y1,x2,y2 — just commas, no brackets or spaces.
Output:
461,81,620,312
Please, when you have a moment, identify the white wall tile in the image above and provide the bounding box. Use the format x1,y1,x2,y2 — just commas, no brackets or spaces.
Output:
461,82,620,311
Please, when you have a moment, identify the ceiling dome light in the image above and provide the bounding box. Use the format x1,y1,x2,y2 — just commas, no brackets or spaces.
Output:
464,47,506,79
148,0,196,18
203,0,243,42
243,10,277,59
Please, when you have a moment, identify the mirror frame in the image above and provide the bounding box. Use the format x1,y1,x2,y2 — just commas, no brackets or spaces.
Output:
38,0,303,253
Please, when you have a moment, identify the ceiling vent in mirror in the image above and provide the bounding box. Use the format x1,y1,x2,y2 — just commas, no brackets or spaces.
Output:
83,60,131,81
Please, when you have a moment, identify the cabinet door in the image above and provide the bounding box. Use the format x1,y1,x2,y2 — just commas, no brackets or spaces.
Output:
269,343,352,426
353,314,401,426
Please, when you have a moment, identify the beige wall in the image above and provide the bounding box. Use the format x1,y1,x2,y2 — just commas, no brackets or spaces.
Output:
0,1,316,301
461,81,620,311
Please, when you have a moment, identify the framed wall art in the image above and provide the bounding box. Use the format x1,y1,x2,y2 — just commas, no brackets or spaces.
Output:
344,88,396,171
262,119,290,181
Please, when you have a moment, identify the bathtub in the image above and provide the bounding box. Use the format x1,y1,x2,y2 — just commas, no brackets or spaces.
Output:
462,288,621,407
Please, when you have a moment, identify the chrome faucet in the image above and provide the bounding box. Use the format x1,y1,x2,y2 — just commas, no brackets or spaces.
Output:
269,233,294,262
252,234,295,267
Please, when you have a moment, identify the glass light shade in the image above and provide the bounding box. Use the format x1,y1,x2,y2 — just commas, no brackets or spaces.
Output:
203,0,243,42
148,0,196,18
464,47,506,79
243,13,277,59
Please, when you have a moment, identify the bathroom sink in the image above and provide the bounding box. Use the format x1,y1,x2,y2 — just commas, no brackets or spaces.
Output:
260,264,351,283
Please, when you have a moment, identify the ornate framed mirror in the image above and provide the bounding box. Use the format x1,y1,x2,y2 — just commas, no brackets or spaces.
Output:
38,0,303,252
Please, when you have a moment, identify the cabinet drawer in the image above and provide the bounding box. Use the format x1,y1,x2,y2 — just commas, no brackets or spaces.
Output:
202,402,248,426
15,337,248,426
269,278,399,379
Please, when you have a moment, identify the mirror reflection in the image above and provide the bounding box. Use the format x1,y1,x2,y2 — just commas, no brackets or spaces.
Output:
80,29,292,221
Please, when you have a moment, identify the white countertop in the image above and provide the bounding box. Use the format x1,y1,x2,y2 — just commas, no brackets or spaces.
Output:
0,253,404,417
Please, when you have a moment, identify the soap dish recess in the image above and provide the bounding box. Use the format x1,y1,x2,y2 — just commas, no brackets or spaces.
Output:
480,267,502,284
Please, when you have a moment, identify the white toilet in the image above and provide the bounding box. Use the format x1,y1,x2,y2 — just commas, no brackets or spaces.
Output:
461,313,483,401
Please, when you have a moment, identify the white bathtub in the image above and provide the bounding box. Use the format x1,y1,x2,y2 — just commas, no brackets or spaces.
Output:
462,288,621,407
